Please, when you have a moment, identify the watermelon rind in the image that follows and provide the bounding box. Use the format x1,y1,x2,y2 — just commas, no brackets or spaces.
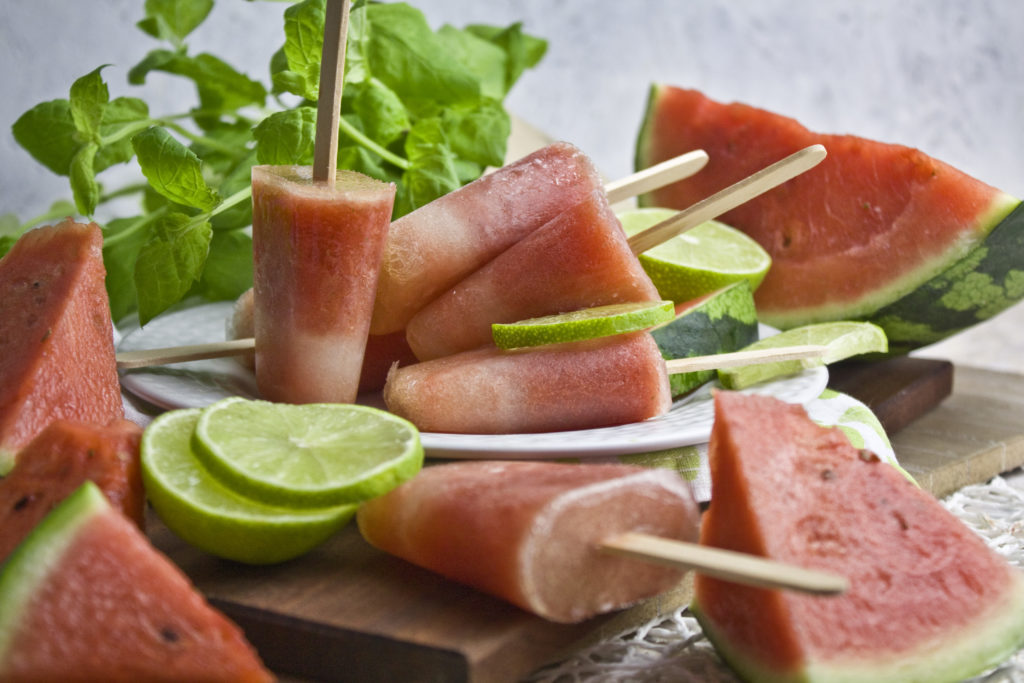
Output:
693,572,1024,683
650,281,759,397
867,200,1024,354
0,482,105,664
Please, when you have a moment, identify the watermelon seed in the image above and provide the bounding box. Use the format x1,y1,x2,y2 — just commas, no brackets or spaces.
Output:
13,494,33,511
159,626,180,643
893,511,910,531
858,449,880,463
821,469,835,480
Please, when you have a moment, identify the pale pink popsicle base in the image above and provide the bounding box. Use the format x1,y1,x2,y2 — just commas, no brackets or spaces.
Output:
406,189,660,361
357,460,700,623
383,331,671,434
370,142,604,335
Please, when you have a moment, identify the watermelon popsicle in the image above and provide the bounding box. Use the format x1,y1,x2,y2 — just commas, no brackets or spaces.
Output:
251,166,395,404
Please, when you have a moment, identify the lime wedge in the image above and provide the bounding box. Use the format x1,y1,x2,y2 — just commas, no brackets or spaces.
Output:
618,207,772,303
192,397,423,508
141,409,356,564
492,300,674,350
718,321,889,389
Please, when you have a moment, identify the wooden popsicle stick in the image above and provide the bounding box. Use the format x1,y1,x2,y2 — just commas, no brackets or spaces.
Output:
117,338,255,370
601,532,848,595
627,144,827,255
664,344,827,375
312,0,352,183
603,150,709,205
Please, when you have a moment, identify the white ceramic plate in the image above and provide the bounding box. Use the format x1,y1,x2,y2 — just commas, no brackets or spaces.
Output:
118,302,828,459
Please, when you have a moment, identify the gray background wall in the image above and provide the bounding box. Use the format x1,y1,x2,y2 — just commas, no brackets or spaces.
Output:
2,0,1023,367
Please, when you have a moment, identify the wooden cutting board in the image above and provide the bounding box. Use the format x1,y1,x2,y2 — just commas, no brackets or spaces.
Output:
147,359,1024,683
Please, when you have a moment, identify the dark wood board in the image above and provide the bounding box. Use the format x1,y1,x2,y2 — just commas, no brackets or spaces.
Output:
148,358,1017,683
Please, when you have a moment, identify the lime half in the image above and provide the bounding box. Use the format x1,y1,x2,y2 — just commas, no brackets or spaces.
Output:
719,321,889,389
618,207,772,303
193,397,423,508
492,300,674,349
142,409,356,564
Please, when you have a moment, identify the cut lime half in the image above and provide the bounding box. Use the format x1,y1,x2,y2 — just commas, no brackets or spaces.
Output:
492,300,674,349
141,408,356,564
719,321,889,389
618,207,772,303
193,397,423,508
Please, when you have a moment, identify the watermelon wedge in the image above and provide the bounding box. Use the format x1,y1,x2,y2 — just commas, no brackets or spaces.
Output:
692,391,1024,682
0,219,124,473
0,418,143,564
635,85,1023,351
0,482,273,682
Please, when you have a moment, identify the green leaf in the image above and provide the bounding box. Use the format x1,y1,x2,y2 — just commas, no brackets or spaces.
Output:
134,212,212,324
196,229,253,301
132,126,220,211
102,216,150,322
70,143,100,216
279,0,326,101
138,0,215,44
253,107,316,165
11,100,78,176
343,78,409,147
210,149,257,231
129,50,266,118
69,66,110,141
364,3,480,106
466,23,547,93
95,96,151,172
441,99,509,168
436,25,507,100
395,117,460,216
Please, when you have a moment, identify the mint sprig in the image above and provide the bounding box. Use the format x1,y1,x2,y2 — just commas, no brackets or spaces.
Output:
9,0,545,325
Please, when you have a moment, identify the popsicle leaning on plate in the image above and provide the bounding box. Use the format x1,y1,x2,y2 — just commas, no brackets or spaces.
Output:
251,166,395,404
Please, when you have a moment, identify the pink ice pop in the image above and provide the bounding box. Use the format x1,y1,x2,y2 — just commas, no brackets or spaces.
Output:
405,189,660,361
370,142,604,336
357,460,700,623
383,331,671,434
252,166,395,404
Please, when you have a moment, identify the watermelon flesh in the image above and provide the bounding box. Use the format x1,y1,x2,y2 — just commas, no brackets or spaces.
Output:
0,219,124,473
358,460,699,623
384,331,670,434
0,482,273,682
692,391,1024,682
0,418,143,564
405,189,661,361
636,85,1020,338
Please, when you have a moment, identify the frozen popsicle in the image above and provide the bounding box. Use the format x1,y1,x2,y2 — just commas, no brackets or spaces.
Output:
384,331,671,434
357,460,701,623
406,189,660,361
251,165,395,403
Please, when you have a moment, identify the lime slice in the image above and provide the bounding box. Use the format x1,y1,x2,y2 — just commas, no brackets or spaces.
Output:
618,207,772,303
718,321,889,389
141,409,356,564
193,397,423,508
492,300,675,349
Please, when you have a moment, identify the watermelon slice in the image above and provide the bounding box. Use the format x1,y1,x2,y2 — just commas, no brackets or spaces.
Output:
649,281,758,397
635,85,1023,351
0,482,273,681
0,418,143,564
692,391,1024,682
0,219,124,473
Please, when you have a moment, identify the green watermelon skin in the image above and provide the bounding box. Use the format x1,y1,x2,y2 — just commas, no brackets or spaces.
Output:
649,281,758,397
0,419,143,564
692,391,1024,683
0,482,273,682
635,85,1021,348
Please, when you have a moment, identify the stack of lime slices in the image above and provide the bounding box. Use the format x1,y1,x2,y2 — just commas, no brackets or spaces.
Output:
141,398,422,564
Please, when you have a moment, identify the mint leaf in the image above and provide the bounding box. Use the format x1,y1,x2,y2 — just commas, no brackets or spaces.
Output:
253,107,316,165
195,228,253,301
441,99,509,168
134,212,212,324
130,50,266,119
11,100,78,176
343,78,409,147
69,66,110,141
436,25,507,100
466,23,547,93
102,216,150,322
278,0,326,101
95,96,151,171
70,143,100,216
138,0,214,45
133,126,220,211
364,3,479,106
396,117,460,216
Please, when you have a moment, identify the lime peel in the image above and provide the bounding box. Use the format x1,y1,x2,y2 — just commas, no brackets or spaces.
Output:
492,300,675,350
